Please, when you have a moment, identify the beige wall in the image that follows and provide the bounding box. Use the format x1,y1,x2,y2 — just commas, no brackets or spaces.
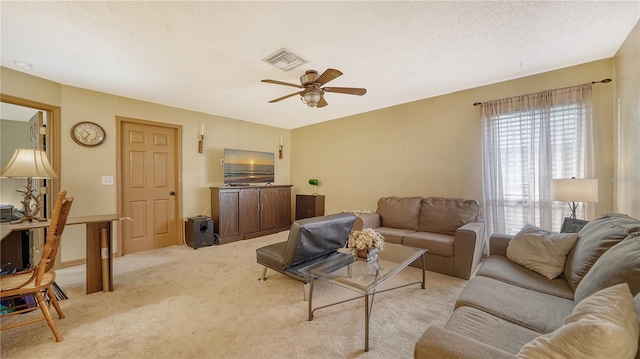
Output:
614,20,640,218
1,67,291,262
292,59,616,219
0,67,61,106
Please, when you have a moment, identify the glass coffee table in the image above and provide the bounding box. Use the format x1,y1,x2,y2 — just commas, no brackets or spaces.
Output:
299,243,427,352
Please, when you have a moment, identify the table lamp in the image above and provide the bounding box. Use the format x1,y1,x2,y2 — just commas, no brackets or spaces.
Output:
308,179,319,194
0,148,58,223
552,177,598,233
551,177,598,219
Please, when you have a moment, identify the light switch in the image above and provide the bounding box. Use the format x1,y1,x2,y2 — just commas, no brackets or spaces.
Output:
101,176,114,185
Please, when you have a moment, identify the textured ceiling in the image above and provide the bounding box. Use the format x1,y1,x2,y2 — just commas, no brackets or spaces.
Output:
1,1,638,129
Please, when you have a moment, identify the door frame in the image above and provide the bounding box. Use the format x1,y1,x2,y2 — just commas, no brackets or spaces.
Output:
0,94,61,212
115,116,183,256
1,94,62,267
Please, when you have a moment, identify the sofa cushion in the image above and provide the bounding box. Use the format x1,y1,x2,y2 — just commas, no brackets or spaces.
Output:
564,213,640,291
477,256,574,300
574,232,640,303
506,223,578,279
256,241,288,270
376,196,422,231
418,197,481,235
517,283,640,359
445,306,541,355
415,326,516,359
372,227,414,245
403,232,454,257
456,276,574,333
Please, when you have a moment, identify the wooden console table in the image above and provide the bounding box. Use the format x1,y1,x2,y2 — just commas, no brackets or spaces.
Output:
1,214,120,295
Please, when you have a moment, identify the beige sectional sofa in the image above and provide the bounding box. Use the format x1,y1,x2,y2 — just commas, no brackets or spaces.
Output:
415,213,640,358
353,196,484,280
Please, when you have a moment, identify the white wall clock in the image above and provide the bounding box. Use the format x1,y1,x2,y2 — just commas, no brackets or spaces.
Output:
71,121,106,147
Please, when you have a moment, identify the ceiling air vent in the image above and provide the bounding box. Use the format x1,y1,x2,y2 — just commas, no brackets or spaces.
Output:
262,48,306,71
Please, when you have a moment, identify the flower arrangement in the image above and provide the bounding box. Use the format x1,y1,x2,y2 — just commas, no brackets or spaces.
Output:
348,228,385,252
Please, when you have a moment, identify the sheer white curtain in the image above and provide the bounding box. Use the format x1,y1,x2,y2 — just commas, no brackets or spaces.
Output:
481,83,594,235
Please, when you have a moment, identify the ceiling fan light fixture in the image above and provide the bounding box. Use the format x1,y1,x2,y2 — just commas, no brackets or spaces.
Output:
301,89,322,107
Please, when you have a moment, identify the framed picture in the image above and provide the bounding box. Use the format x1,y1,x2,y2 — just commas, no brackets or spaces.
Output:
561,217,588,233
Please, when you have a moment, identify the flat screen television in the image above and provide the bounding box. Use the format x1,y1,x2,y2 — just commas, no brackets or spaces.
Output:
223,148,275,185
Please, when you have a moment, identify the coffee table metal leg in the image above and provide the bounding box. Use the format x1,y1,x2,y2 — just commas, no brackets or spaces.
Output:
364,294,369,352
421,252,426,289
308,276,315,321
363,290,377,352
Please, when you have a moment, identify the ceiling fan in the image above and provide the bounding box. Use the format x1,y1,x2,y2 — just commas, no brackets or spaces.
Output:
261,68,366,108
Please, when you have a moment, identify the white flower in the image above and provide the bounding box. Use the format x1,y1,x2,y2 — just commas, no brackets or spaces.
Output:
348,228,385,251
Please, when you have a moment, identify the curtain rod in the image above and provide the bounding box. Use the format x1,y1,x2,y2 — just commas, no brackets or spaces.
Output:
472,78,612,107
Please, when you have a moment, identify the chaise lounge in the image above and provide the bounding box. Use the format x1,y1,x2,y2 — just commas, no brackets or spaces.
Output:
256,212,356,299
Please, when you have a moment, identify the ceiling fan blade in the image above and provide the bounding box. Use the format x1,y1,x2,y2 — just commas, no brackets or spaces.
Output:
314,69,343,86
322,87,367,96
261,79,303,88
268,92,301,103
317,97,328,108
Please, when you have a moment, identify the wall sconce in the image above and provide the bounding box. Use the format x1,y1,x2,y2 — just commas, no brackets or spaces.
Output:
309,179,319,194
198,123,205,154
279,136,284,159
0,148,59,223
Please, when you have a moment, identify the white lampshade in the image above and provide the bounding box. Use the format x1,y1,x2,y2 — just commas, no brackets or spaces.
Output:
0,148,58,179
552,178,598,203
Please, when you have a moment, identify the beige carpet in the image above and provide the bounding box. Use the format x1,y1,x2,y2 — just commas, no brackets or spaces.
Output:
1,231,466,359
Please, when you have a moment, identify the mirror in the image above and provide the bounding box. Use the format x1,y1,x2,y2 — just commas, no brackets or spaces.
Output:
0,94,61,219
1,94,61,267
1,103,42,208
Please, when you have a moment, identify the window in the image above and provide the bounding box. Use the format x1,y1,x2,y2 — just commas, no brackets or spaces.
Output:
481,84,593,234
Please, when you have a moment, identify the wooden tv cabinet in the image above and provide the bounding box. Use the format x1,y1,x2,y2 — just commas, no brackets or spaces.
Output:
210,185,292,244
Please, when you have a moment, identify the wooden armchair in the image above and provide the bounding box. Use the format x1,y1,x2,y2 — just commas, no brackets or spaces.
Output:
0,190,74,342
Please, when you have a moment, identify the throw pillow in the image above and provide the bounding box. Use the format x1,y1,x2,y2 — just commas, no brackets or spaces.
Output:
418,197,480,235
574,232,640,303
564,213,640,291
517,283,640,359
376,196,422,231
506,223,578,279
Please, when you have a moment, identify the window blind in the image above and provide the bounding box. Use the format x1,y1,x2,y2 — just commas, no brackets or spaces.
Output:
482,83,593,234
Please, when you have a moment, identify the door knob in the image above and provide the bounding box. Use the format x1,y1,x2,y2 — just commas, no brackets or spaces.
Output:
170,191,176,196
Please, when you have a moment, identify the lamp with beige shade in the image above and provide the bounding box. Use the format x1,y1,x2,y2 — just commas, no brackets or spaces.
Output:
0,148,58,224
552,177,598,233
